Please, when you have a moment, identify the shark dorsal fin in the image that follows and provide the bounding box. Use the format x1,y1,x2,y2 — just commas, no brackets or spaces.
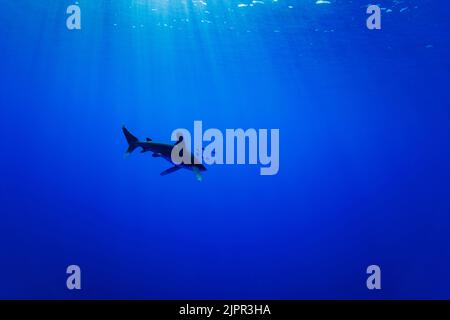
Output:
174,135,183,145
146,137,152,142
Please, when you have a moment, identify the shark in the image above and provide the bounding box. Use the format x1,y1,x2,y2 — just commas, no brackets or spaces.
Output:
122,126,206,181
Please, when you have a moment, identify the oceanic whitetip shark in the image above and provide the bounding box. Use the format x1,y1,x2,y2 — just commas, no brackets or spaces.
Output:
122,126,206,181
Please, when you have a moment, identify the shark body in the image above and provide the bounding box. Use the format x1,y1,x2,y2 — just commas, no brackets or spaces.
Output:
122,126,206,181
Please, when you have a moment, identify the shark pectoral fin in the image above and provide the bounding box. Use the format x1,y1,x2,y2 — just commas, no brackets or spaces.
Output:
193,167,203,182
152,153,162,157
160,166,182,176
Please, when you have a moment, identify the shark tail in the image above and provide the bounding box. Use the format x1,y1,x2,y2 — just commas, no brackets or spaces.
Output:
122,126,139,154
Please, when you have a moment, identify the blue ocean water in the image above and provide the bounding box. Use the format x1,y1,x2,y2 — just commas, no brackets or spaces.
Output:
0,0,449,299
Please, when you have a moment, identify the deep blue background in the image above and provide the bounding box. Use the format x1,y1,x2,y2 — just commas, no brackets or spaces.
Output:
0,0,449,299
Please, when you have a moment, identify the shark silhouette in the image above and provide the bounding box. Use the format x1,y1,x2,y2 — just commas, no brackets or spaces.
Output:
122,126,206,181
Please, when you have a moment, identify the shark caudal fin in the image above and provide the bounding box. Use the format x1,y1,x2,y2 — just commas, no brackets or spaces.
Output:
122,126,139,154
